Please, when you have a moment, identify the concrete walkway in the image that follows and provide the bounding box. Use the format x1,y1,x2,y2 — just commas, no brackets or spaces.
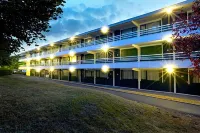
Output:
51,79,200,116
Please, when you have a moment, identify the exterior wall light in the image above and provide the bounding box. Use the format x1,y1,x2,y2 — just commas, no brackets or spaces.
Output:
50,54,54,59
36,68,41,72
165,7,173,14
162,35,173,43
164,64,175,74
50,67,54,72
26,58,31,62
69,66,76,73
26,67,30,71
69,50,76,57
70,36,75,41
50,43,54,47
101,64,110,73
101,26,109,34
36,56,41,61
101,44,109,53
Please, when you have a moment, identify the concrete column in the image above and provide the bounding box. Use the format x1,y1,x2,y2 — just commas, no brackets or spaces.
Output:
162,44,164,59
174,73,176,93
68,71,70,81
113,70,115,86
173,46,176,60
162,69,164,83
94,70,96,84
79,70,81,82
112,51,115,63
138,70,141,89
188,69,190,85
26,60,30,76
94,53,96,64
59,57,62,65
59,69,62,80
138,47,141,62
137,26,140,37
50,71,52,79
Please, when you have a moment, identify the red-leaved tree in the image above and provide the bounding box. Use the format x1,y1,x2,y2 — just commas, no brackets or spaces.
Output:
172,0,200,76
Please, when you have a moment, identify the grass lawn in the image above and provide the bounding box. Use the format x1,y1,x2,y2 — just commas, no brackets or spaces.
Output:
0,75,200,133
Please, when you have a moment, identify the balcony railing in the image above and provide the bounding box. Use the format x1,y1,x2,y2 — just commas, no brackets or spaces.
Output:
60,23,175,52
21,51,200,67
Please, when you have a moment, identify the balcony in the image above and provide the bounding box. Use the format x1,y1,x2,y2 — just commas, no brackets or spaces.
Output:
25,51,199,69
19,22,184,62
60,23,173,52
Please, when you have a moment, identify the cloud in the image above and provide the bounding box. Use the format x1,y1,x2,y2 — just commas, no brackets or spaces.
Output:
42,0,136,45
24,0,185,51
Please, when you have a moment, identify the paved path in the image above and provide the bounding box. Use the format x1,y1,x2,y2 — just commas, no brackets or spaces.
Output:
51,79,200,116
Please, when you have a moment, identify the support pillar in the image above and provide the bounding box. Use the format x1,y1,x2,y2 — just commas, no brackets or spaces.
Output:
94,53,96,64
94,70,96,84
133,45,141,62
162,69,164,83
26,60,30,76
173,46,176,60
138,70,141,89
79,70,81,82
188,69,190,85
174,73,176,93
138,47,141,62
50,71,52,79
59,69,62,80
113,70,115,86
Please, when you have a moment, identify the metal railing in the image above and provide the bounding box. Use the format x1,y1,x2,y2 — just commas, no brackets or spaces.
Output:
24,51,200,67
60,23,175,52
20,22,185,61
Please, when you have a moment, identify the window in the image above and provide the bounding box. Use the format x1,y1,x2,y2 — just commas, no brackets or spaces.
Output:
121,70,133,79
85,71,94,77
97,71,107,78
121,28,132,35
147,70,159,81
71,71,77,76
140,21,161,30
134,71,138,79
193,75,200,83
141,70,147,79
146,21,161,29
62,70,69,76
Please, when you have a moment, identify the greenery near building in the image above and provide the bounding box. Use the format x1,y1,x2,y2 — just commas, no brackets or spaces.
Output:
0,75,199,133
0,67,12,76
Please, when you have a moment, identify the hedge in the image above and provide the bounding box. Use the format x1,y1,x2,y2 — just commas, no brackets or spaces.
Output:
0,69,12,76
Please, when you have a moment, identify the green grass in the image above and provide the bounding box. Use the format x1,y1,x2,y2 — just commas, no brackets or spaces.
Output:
0,75,200,133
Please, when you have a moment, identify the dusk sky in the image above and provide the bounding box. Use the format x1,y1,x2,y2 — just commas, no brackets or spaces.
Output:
23,0,185,51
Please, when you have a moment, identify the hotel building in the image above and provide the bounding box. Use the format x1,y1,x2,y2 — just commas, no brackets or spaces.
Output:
19,0,200,96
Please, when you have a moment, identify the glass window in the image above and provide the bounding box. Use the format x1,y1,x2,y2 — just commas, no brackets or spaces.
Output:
141,70,147,79
193,75,200,83
85,70,94,77
71,71,77,76
146,21,161,29
121,28,132,34
134,71,138,79
147,70,159,81
121,70,133,79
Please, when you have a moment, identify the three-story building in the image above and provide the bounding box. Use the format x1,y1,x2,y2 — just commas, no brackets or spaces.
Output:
19,0,200,96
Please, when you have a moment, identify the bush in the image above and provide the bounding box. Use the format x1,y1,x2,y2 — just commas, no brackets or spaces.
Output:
0,69,12,76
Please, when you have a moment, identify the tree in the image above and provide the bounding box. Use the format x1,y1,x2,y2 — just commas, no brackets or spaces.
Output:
0,0,65,65
172,0,200,76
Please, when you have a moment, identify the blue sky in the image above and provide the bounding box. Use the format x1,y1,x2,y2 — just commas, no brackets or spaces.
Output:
23,0,185,51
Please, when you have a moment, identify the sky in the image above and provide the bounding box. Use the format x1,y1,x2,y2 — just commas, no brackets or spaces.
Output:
23,0,185,52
